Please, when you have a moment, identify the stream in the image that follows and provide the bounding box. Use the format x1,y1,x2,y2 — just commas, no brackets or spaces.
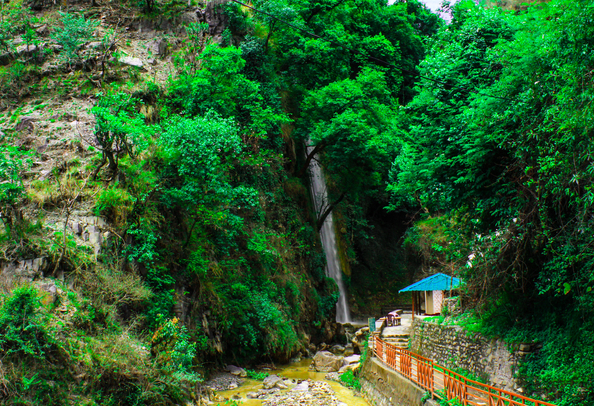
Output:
216,359,370,406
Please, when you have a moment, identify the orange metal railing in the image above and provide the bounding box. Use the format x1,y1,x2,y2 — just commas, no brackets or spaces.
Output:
372,336,557,406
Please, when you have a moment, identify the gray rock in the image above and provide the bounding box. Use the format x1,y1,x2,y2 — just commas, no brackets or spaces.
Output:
16,44,39,56
312,351,343,372
225,365,247,377
86,41,105,50
343,354,360,365
35,24,49,36
69,222,83,235
262,374,284,389
1,257,48,282
15,116,38,132
204,0,229,39
119,56,144,69
293,381,309,391
82,216,108,228
264,381,340,406
343,343,355,357
36,279,58,304
338,363,360,374
181,10,199,24
325,372,340,382
88,225,104,252
330,344,345,355
146,38,168,56
352,327,369,352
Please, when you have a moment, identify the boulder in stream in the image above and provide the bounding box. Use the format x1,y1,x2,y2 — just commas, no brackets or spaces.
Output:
343,354,361,365
225,364,247,377
263,374,288,389
312,351,344,372
352,327,369,352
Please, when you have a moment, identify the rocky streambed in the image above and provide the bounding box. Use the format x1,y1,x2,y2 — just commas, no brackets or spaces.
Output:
203,357,370,406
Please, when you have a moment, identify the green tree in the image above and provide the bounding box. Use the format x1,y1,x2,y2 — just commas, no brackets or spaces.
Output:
298,68,399,225
0,146,32,237
387,2,594,402
51,12,99,66
91,91,154,180
0,286,50,358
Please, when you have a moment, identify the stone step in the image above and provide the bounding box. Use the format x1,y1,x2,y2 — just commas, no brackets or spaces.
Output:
384,338,409,345
384,337,409,342
383,336,408,341
382,335,410,340
384,342,409,348
382,334,409,339
382,338,410,343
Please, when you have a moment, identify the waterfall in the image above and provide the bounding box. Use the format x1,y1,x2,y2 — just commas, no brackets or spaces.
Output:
307,144,352,323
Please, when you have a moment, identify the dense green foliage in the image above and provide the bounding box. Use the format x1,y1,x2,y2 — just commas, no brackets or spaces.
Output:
2,0,593,404
387,0,594,404
0,146,31,237
0,286,52,358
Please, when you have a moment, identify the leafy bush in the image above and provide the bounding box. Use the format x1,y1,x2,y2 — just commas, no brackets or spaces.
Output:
92,91,154,179
246,369,270,380
168,44,288,137
51,12,99,65
0,286,51,358
150,316,201,383
0,145,32,233
94,184,135,225
125,220,161,268
339,369,361,391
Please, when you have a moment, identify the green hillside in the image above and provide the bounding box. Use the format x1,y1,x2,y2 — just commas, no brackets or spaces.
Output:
0,0,592,404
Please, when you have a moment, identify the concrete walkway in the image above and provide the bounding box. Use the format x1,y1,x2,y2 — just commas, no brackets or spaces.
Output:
379,312,413,348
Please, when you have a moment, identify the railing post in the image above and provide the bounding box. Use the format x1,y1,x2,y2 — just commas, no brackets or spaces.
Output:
430,360,434,396
463,377,468,406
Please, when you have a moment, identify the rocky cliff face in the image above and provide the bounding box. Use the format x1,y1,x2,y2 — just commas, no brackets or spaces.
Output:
484,0,549,10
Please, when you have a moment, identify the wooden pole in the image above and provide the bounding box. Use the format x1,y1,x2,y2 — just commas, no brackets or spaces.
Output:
412,291,415,321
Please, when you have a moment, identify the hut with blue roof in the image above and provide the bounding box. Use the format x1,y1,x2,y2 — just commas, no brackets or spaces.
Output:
399,273,461,317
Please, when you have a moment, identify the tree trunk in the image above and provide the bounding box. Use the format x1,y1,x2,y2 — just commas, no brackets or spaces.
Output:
298,141,327,178
316,191,346,231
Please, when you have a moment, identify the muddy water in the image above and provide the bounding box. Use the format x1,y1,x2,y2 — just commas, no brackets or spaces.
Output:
216,359,370,406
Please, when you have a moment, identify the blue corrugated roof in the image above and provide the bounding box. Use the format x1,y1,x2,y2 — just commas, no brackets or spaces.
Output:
399,273,461,292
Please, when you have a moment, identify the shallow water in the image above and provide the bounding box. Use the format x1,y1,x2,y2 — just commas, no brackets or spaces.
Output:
216,359,370,406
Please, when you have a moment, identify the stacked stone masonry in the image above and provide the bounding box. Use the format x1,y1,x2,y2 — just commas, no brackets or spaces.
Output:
409,319,521,392
360,357,439,406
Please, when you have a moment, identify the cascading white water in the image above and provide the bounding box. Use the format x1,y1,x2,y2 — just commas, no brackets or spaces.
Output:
307,144,352,323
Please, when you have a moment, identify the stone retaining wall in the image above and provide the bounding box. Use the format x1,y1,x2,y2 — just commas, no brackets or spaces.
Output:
360,357,438,406
409,319,520,391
